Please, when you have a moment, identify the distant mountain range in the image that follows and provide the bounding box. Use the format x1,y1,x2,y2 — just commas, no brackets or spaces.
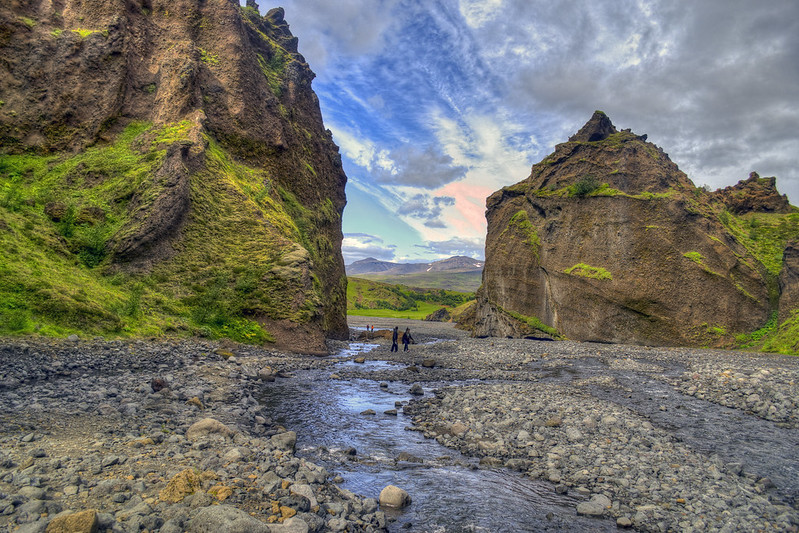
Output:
346,256,484,292
347,256,484,275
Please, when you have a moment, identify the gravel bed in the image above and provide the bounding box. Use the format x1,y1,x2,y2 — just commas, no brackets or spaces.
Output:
3,319,799,533
0,337,386,533
406,382,796,532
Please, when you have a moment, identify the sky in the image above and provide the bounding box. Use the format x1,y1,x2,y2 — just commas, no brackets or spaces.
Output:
252,0,799,264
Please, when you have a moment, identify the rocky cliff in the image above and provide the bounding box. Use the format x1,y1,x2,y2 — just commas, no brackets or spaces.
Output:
0,0,347,351
474,111,799,350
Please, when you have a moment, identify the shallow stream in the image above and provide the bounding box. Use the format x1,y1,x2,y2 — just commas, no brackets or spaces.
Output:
259,344,618,532
259,337,799,531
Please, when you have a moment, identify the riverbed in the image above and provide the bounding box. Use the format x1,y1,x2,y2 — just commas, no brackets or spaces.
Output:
1,319,798,532
341,317,799,532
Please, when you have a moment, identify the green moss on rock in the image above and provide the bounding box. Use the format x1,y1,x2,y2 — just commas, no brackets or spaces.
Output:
564,263,612,281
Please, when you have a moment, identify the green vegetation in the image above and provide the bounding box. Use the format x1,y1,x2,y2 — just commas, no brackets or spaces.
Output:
198,48,220,65
508,210,540,254
347,303,444,320
347,277,474,319
682,251,721,276
497,304,561,338
564,263,612,281
256,50,286,97
0,120,325,344
569,176,601,197
720,211,799,277
240,5,261,19
71,29,106,39
19,16,36,28
683,251,704,264
735,312,778,349
354,270,482,293
761,312,799,354
50,29,63,38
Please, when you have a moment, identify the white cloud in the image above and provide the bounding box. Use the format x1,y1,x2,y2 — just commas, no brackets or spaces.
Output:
342,233,396,263
275,0,401,73
458,0,503,28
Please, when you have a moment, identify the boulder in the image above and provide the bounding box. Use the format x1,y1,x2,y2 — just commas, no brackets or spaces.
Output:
449,422,469,436
258,367,275,382
186,418,235,441
576,494,612,517
45,509,99,533
424,307,451,322
290,483,318,508
159,469,201,503
151,378,169,392
186,505,270,533
270,431,297,452
269,517,309,533
379,485,412,509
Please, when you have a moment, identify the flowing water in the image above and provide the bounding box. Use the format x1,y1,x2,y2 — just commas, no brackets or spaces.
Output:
259,344,618,532
259,340,799,531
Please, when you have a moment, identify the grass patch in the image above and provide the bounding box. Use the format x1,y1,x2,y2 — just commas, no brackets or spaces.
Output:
72,29,106,38
256,50,286,97
199,48,219,65
347,303,443,320
564,263,612,281
735,312,778,350
720,211,799,277
355,270,482,293
569,176,600,197
497,304,561,338
761,311,799,355
682,251,722,276
508,210,540,249
347,277,474,319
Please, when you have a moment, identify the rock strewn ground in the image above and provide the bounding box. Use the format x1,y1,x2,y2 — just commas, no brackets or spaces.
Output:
407,382,795,532
347,317,799,532
0,338,385,533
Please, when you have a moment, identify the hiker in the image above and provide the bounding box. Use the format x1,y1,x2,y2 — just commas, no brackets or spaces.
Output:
402,327,414,351
391,326,399,352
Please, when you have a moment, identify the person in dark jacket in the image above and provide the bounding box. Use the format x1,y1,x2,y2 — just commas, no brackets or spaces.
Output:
391,326,399,352
402,327,414,351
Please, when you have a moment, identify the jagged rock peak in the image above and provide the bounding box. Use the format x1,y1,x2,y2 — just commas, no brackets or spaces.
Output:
714,171,792,214
266,7,286,25
568,110,617,142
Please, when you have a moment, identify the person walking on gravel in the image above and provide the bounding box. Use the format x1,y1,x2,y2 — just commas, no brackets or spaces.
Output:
391,326,399,352
402,327,414,352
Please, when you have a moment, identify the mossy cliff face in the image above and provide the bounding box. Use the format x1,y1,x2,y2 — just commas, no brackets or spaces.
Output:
0,1,347,351
475,112,799,350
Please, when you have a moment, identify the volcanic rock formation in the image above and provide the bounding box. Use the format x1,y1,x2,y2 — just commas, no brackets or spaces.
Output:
0,0,347,350
474,111,798,348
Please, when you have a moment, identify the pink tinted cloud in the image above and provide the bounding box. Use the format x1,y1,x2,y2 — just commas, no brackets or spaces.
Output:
436,182,494,236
